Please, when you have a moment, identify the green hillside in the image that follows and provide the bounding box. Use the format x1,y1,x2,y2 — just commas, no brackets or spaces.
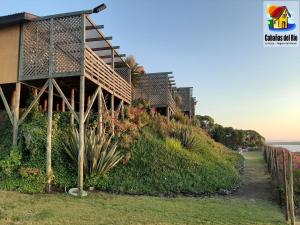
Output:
0,106,243,195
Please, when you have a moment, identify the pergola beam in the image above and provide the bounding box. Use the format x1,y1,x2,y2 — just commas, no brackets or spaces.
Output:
85,25,104,30
91,46,120,51
100,54,126,59
86,36,112,42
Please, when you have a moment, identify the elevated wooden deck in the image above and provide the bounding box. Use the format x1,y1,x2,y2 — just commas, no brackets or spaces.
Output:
175,87,196,117
133,72,176,116
19,13,131,104
85,46,131,103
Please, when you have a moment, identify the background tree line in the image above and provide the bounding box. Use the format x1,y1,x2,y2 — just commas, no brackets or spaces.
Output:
195,115,265,151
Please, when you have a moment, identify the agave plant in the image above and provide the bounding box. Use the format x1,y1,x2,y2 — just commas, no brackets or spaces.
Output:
170,125,196,149
63,126,124,180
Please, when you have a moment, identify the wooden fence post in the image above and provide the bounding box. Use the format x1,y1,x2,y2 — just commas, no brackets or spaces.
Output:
283,151,290,222
288,152,295,225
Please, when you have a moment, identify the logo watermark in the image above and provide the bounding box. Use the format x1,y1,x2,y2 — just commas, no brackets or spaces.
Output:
264,1,299,47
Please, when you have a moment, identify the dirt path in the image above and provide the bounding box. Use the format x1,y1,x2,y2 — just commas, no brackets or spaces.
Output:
234,151,273,201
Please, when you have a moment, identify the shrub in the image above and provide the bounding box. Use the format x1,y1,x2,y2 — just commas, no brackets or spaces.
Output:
148,115,170,139
0,146,21,177
165,138,183,152
171,111,189,124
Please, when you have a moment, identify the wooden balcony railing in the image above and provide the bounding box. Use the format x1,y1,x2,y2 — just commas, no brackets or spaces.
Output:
85,46,131,103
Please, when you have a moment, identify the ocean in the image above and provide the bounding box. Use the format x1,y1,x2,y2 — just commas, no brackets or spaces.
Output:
270,144,300,152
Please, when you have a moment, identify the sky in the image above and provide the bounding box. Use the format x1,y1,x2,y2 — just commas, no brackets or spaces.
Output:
1,0,300,141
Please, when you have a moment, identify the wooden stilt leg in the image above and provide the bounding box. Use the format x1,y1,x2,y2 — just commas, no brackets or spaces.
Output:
121,100,124,120
87,96,91,109
44,100,48,111
167,107,170,121
78,76,85,196
46,79,53,193
71,88,75,125
12,82,20,146
10,89,16,111
111,93,114,136
62,99,65,112
98,88,103,135
56,103,59,112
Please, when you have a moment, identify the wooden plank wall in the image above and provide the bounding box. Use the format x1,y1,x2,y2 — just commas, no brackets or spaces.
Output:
0,25,20,84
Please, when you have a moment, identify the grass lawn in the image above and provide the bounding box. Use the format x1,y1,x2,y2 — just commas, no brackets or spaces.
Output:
0,151,287,225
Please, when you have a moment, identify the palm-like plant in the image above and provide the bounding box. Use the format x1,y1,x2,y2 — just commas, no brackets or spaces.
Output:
125,55,145,87
63,126,124,181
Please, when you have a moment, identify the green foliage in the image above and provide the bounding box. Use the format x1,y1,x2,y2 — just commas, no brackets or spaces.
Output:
171,111,189,124
132,98,150,110
196,115,265,150
63,126,124,186
0,146,21,177
96,128,242,195
0,106,243,196
170,124,196,149
165,138,183,152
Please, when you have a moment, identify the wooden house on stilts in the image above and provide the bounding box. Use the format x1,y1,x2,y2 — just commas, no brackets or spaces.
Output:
0,4,131,196
0,3,197,196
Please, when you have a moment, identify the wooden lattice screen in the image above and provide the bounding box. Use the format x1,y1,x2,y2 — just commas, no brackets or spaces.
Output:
176,87,192,113
133,74,176,112
21,15,83,80
115,67,131,83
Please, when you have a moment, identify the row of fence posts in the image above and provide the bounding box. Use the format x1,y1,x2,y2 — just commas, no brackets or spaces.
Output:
263,146,295,225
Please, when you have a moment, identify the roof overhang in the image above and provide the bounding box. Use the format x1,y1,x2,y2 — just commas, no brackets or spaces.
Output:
0,12,37,28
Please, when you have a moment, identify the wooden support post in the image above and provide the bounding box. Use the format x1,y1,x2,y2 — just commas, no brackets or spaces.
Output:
283,151,290,222
121,100,124,120
288,152,295,225
111,93,114,136
44,100,48,111
46,79,54,193
34,88,38,97
275,149,280,186
56,103,59,112
78,76,85,196
87,96,91,110
98,88,103,135
12,82,21,146
10,89,16,111
62,99,66,112
167,107,170,121
71,89,75,125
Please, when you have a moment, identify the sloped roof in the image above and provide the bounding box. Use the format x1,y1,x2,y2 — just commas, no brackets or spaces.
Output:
270,6,291,19
0,12,37,28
